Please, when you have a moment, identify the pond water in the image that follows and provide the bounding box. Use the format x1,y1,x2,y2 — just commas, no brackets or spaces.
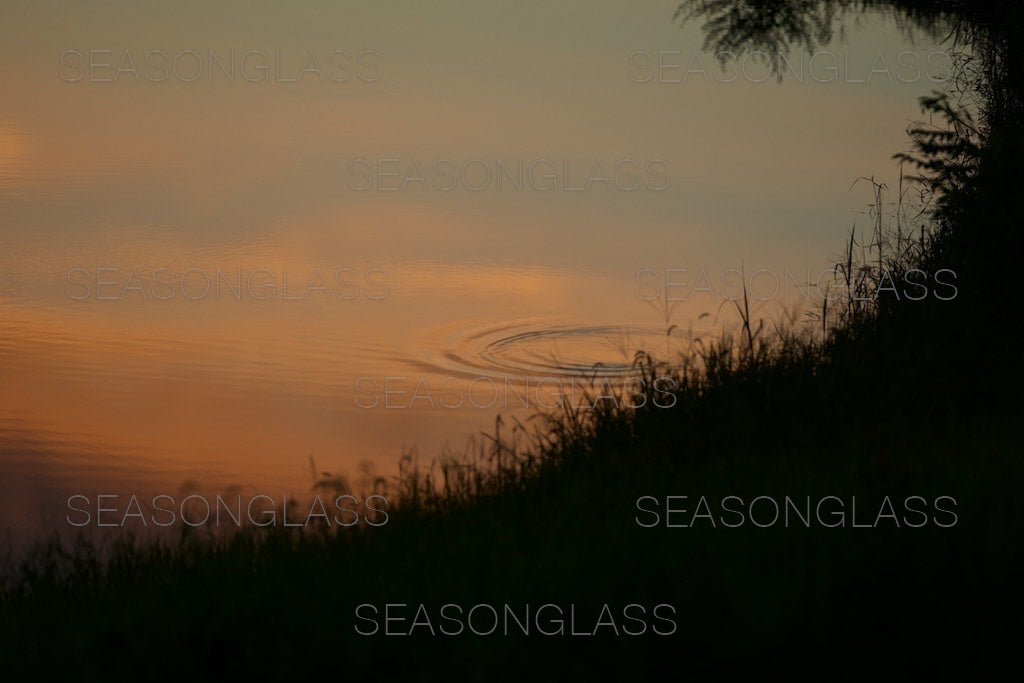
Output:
0,0,953,549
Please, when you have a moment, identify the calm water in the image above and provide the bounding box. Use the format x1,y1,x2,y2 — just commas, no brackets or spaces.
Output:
0,0,951,548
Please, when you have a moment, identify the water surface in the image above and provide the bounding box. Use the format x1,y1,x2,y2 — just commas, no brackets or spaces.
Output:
0,0,952,548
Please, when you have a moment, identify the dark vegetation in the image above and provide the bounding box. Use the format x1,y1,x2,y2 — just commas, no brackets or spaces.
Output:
1,1,1021,679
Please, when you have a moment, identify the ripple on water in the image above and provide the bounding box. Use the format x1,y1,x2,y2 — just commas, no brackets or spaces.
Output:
405,319,687,381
